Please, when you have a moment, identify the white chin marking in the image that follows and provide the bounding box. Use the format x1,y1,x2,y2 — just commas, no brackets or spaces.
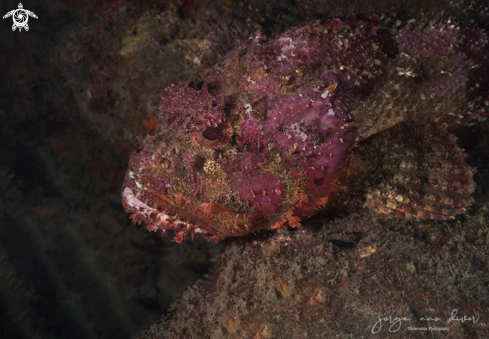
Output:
123,187,158,212
123,187,195,231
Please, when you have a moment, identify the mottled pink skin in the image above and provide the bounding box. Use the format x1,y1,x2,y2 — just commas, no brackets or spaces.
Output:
122,14,489,241
396,23,484,104
121,15,399,241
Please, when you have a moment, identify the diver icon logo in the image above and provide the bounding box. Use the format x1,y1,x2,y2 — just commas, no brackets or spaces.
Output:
3,3,38,32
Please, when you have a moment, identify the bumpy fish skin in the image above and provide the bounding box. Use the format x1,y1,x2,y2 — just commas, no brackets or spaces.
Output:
122,14,488,242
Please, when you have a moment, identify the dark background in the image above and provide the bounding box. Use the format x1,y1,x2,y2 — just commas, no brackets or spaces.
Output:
1,0,487,338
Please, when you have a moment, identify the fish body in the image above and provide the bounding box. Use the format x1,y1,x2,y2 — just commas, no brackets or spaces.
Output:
122,13,488,242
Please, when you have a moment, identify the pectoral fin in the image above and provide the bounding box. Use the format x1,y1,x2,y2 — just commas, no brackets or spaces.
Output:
331,121,476,220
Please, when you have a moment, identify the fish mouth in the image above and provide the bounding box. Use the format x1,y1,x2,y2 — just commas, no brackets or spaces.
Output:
122,168,269,241
121,172,219,241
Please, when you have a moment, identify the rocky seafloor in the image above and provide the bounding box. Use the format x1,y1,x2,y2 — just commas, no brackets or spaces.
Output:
1,0,488,338
147,190,489,338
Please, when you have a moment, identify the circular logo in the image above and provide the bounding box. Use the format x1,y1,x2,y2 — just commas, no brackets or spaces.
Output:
3,3,38,32
13,9,28,27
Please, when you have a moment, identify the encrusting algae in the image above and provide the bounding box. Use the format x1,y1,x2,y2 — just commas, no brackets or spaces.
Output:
122,10,488,241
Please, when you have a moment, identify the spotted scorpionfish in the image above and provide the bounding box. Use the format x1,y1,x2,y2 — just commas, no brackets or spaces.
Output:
122,12,488,242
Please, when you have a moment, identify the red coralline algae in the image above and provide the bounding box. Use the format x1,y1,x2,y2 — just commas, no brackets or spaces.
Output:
145,210,489,338
122,13,488,241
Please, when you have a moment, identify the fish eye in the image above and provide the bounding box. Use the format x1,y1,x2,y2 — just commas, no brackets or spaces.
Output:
191,112,232,149
202,126,221,141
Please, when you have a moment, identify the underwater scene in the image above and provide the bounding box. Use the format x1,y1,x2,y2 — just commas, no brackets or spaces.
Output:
1,0,488,338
